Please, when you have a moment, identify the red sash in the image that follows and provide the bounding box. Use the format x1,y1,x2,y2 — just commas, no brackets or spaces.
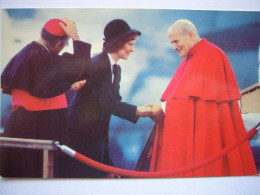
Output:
12,89,68,111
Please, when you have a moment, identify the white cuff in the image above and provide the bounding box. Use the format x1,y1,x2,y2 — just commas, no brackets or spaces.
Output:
161,101,166,113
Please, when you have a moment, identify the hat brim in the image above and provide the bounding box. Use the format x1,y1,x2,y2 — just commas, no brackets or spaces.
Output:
104,29,141,49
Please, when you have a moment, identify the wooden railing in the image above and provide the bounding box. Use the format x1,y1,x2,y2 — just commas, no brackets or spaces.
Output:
0,137,58,178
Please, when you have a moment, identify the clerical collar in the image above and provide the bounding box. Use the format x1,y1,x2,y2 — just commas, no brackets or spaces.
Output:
35,41,50,53
107,53,117,66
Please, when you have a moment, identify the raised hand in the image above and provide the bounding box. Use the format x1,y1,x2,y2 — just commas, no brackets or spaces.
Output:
59,17,80,41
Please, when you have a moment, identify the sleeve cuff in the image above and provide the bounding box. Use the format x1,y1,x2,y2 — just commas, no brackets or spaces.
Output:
161,101,166,113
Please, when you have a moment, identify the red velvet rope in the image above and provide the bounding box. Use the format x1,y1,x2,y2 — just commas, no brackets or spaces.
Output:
67,125,259,178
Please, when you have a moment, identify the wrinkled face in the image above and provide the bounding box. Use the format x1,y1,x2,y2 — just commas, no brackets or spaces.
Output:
116,39,136,60
168,25,193,58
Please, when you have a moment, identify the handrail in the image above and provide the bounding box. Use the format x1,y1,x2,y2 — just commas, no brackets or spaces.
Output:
0,137,57,150
0,137,58,178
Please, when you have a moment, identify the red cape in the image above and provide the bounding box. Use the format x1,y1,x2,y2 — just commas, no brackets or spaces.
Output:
150,39,257,177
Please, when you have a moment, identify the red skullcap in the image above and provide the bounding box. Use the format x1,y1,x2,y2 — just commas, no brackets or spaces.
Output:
44,19,67,36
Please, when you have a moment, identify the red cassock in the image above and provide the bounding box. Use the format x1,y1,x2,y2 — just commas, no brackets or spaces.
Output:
150,39,257,177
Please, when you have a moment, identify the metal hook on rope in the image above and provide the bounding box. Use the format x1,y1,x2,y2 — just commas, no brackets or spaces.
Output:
55,141,76,157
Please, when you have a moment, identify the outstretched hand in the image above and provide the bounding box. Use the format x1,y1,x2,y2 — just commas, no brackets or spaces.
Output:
145,103,164,121
136,106,153,117
136,103,164,121
70,79,86,91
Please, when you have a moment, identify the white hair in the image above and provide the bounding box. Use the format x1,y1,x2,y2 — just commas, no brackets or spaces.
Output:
168,19,199,37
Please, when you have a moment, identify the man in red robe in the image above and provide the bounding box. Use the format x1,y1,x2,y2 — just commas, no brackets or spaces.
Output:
147,19,257,177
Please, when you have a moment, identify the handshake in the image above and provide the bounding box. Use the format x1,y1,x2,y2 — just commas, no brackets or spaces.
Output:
136,103,164,121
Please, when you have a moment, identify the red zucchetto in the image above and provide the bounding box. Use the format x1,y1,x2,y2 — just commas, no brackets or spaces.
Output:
44,18,67,36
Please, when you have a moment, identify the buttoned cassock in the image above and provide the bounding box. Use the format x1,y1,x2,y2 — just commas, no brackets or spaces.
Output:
0,40,91,177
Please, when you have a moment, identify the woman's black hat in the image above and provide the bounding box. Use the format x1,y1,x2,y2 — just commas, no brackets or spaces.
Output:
103,19,141,48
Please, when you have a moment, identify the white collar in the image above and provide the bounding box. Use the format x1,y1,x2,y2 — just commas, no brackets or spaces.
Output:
107,53,117,66
35,41,50,53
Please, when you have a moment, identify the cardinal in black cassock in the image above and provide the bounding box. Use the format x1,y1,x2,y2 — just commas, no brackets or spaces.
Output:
0,18,92,178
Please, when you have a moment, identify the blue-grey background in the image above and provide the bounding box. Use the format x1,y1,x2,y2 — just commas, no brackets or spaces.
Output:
1,8,260,172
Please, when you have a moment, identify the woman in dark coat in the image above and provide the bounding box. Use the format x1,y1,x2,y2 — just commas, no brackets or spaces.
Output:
65,19,149,178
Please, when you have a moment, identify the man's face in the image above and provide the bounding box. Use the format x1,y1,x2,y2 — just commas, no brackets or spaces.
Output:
52,38,69,54
116,39,136,60
168,25,192,58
